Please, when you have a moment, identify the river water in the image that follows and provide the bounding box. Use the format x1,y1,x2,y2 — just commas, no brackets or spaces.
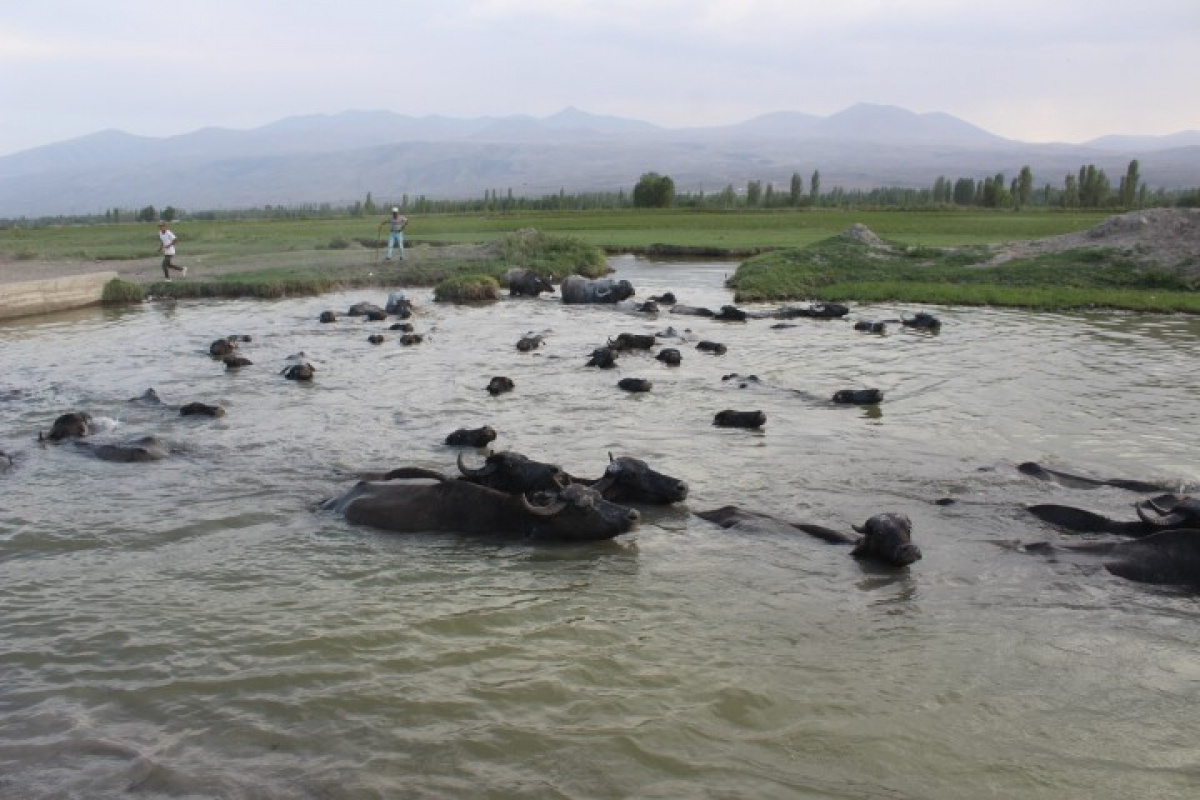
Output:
1,255,1198,799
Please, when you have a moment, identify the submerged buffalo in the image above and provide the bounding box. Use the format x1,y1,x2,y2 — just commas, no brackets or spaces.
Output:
516,334,545,352
832,388,884,405
586,347,619,369
714,409,766,429
854,320,887,334
696,507,922,567
348,301,388,320
385,292,414,318
608,332,656,351
180,402,226,418
696,341,727,355
75,435,170,463
573,453,689,505
505,268,555,297
445,426,497,448
282,363,316,381
40,411,95,442
617,378,652,393
773,303,850,320
1017,462,1173,493
901,311,942,331
656,348,682,366
1007,528,1200,588
1027,494,1200,537
486,376,514,396
560,275,636,305
322,468,639,542
319,310,338,323
458,450,568,495
713,305,748,322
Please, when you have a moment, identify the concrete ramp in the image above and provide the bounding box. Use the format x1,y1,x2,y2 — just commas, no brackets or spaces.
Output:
0,272,118,321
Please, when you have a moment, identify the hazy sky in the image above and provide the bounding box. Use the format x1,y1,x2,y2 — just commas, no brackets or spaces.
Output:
2,0,1198,156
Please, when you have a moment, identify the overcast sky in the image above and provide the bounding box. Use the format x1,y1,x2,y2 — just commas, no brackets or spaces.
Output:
2,0,1198,157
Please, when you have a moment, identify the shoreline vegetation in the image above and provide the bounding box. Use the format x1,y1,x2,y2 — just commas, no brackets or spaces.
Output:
3,208,1198,313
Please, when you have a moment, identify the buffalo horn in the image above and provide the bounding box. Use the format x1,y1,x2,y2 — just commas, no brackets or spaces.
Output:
1135,500,1187,528
522,492,567,516
457,450,497,478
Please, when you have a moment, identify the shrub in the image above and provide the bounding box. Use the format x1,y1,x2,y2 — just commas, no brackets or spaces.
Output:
434,274,499,304
101,278,144,305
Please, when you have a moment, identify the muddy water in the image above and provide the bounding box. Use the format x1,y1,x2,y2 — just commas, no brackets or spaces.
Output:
1,255,1198,799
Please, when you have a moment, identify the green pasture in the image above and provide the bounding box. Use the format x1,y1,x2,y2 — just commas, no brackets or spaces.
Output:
0,208,1112,263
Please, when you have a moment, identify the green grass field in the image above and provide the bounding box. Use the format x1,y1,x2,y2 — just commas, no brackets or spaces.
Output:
0,208,1113,263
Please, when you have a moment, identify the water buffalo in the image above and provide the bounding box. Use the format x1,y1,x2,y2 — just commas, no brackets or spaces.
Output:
75,435,170,463
209,338,237,357
696,507,922,567
722,373,761,388
696,341,727,355
670,305,716,317
574,453,689,505
445,426,497,448
505,268,555,297
773,303,850,320
901,311,942,331
129,388,164,405
618,378,652,393
319,310,337,323
634,301,659,313
516,334,544,352
180,402,226,417
458,450,569,494
486,376,514,395
348,301,388,320
656,348,682,366
608,332,656,351
322,468,639,542
714,410,766,429
854,320,887,334
282,363,316,381
560,275,635,305
586,347,619,369
1017,462,1173,493
224,356,253,368
1007,528,1200,588
649,292,677,305
713,305,748,322
367,335,385,345
385,292,414,318
40,411,94,441
390,322,415,333
1026,494,1199,537
399,333,424,346
832,388,884,405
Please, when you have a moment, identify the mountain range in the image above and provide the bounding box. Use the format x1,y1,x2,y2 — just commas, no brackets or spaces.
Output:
2,104,1198,218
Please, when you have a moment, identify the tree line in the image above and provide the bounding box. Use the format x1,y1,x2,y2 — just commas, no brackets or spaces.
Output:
5,160,1199,227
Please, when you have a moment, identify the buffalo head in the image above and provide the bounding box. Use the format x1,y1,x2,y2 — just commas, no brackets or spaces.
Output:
851,513,922,567
589,453,689,505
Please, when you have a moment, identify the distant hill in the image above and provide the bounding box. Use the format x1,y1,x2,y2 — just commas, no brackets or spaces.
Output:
1,105,1197,217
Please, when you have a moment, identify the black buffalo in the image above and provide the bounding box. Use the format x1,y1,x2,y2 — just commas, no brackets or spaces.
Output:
586,347,619,369
209,338,237,357
608,332,656,351
832,388,884,405
457,450,569,494
714,410,766,429
445,426,498,448
1027,494,1200,537
367,335,385,345
1008,528,1200,588
516,334,544,352
486,376,514,395
75,435,170,463
348,302,388,320
319,310,338,323
282,363,316,381
385,292,414,318
696,507,922,567
656,348,682,366
1017,461,1173,493
854,320,887,334
649,292,677,305
224,356,253,368
560,275,635,304
696,341,727,355
618,378,652,393
505,268,555,297
390,322,414,333
634,301,659,313
901,311,941,331
574,453,689,505
180,402,226,417
670,305,716,317
322,468,639,542
713,305,748,322
400,333,424,346
773,303,850,320
40,411,94,442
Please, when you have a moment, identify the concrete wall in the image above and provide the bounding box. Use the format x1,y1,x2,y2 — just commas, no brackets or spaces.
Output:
0,272,118,321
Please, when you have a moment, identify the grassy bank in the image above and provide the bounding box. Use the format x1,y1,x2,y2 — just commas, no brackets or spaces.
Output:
730,230,1200,313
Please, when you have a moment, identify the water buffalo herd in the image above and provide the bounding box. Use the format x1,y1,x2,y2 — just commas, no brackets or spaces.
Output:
17,270,1197,590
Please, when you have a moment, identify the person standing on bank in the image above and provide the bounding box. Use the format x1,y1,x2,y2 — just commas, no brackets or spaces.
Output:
157,221,187,280
385,207,409,261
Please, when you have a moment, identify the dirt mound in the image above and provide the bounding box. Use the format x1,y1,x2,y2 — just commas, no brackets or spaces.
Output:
980,209,1200,275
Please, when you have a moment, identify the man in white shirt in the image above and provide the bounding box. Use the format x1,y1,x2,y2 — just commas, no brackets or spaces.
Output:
158,221,187,280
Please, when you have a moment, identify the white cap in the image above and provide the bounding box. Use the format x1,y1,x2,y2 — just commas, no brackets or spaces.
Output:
392,207,399,213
